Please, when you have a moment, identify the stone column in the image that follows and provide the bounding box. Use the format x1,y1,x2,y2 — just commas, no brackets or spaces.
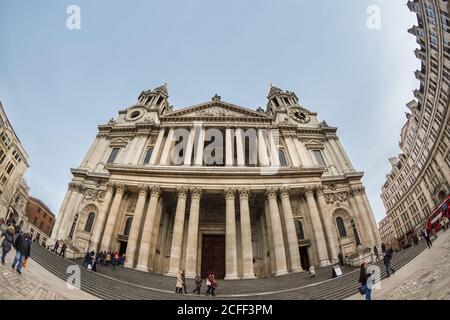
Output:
239,189,256,279
124,185,148,268
361,190,382,246
100,184,126,251
325,139,343,174
160,128,175,165
225,188,239,280
194,127,206,166
294,138,314,167
316,186,339,263
89,183,115,251
58,183,85,240
225,128,234,166
279,187,303,272
268,130,280,167
351,186,375,245
305,186,330,266
184,126,195,166
266,187,289,276
348,192,371,246
50,184,75,243
328,137,347,172
149,128,166,165
284,134,301,167
235,128,245,166
136,185,161,271
257,129,270,166
185,187,202,278
167,187,188,276
81,136,101,168
131,134,149,164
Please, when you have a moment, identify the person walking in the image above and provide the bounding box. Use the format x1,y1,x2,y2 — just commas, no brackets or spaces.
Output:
421,227,433,249
176,271,184,294
381,242,386,254
181,270,187,294
358,262,372,301
193,274,202,295
1,225,15,265
59,242,67,257
53,240,59,254
373,246,379,261
83,251,94,269
206,272,217,296
383,248,395,277
11,232,32,275
309,265,316,279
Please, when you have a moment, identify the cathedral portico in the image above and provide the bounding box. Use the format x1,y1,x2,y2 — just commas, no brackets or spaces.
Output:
51,84,380,280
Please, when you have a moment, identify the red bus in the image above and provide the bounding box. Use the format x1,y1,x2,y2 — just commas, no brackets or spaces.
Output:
427,195,450,233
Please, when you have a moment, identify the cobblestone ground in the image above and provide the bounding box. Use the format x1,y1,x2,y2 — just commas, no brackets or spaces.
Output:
0,250,96,300
348,229,450,300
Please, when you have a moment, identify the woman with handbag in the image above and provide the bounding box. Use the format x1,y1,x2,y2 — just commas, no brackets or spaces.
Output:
1,225,15,265
358,262,372,300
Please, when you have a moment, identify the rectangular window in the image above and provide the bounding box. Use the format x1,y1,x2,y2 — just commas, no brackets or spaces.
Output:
313,150,326,167
143,147,153,165
107,148,120,164
6,162,14,175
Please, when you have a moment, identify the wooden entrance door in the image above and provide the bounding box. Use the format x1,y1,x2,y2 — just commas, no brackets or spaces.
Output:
201,235,225,279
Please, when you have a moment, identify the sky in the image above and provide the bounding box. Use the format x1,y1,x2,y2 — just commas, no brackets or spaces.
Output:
0,0,419,223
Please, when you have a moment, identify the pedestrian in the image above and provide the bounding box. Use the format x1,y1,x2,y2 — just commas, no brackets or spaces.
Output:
60,242,67,257
1,225,15,265
11,232,32,275
53,240,59,253
358,262,372,301
309,265,316,278
181,270,188,294
193,274,202,295
383,248,395,276
444,216,449,231
421,227,433,249
206,272,217,296
176,271,184,294
83,251,93,269
373,246,379,261
381,242,386,254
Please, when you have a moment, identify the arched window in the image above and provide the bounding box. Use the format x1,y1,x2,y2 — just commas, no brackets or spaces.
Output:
278,150,288,167
124,217,133,237
84,212,95,233
336,217,347,237
295,220,305,240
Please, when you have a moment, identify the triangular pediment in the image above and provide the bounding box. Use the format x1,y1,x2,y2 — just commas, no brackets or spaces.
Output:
163,101,270,119
304,139,324,149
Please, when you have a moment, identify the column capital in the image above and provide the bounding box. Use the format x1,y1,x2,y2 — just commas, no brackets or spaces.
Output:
265,187,278,199
138,184,148,196
316,185,325,196
279,186,290,199
176,186,188,199
115,183,126,194
106,182,115,192
304,185,318,197
238,188,250,200
149,185,161,198
190,187,202,199
225,188,236,200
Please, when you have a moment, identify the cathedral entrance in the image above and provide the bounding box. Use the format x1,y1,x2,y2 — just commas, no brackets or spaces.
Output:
299,246,310,270
201,235,225,279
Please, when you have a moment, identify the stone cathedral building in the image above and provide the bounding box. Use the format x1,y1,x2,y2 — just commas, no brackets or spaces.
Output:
50,84,380,279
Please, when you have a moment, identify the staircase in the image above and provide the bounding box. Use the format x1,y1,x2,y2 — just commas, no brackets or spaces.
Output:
30,241,427,300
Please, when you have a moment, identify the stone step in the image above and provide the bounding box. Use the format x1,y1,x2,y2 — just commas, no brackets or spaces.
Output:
30,241,427,300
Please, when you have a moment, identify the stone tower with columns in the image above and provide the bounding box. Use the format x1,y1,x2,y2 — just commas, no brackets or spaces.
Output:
50,84,380,279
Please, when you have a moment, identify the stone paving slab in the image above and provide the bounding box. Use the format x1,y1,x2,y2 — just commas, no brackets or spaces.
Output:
0,250,97,300
347,229,450,300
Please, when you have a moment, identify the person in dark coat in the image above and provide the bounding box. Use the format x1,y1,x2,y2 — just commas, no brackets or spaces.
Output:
11,232,32,275
421,228,433,249
193,274,202,294
1,226,15,265
53,240,59,253
383,248,395,276
373,246,379,261
381,243,386,254
83,251,94,269
358,262,372,300
59,243,67,257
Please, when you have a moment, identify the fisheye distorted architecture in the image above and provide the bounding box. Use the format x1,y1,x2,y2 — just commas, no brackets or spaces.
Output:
50,84,380,279
380,0,450,246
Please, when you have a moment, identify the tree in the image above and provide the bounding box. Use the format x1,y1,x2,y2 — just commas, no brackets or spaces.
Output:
0,179,19,221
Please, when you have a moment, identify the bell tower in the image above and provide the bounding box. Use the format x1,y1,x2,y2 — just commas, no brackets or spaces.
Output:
138,83,172,115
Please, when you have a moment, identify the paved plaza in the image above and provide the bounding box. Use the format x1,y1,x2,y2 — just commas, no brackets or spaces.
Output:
348,229,450,300
0,250,97,300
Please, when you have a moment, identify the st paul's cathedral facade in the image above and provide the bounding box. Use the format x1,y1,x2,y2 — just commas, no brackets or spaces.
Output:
50,84,381,279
